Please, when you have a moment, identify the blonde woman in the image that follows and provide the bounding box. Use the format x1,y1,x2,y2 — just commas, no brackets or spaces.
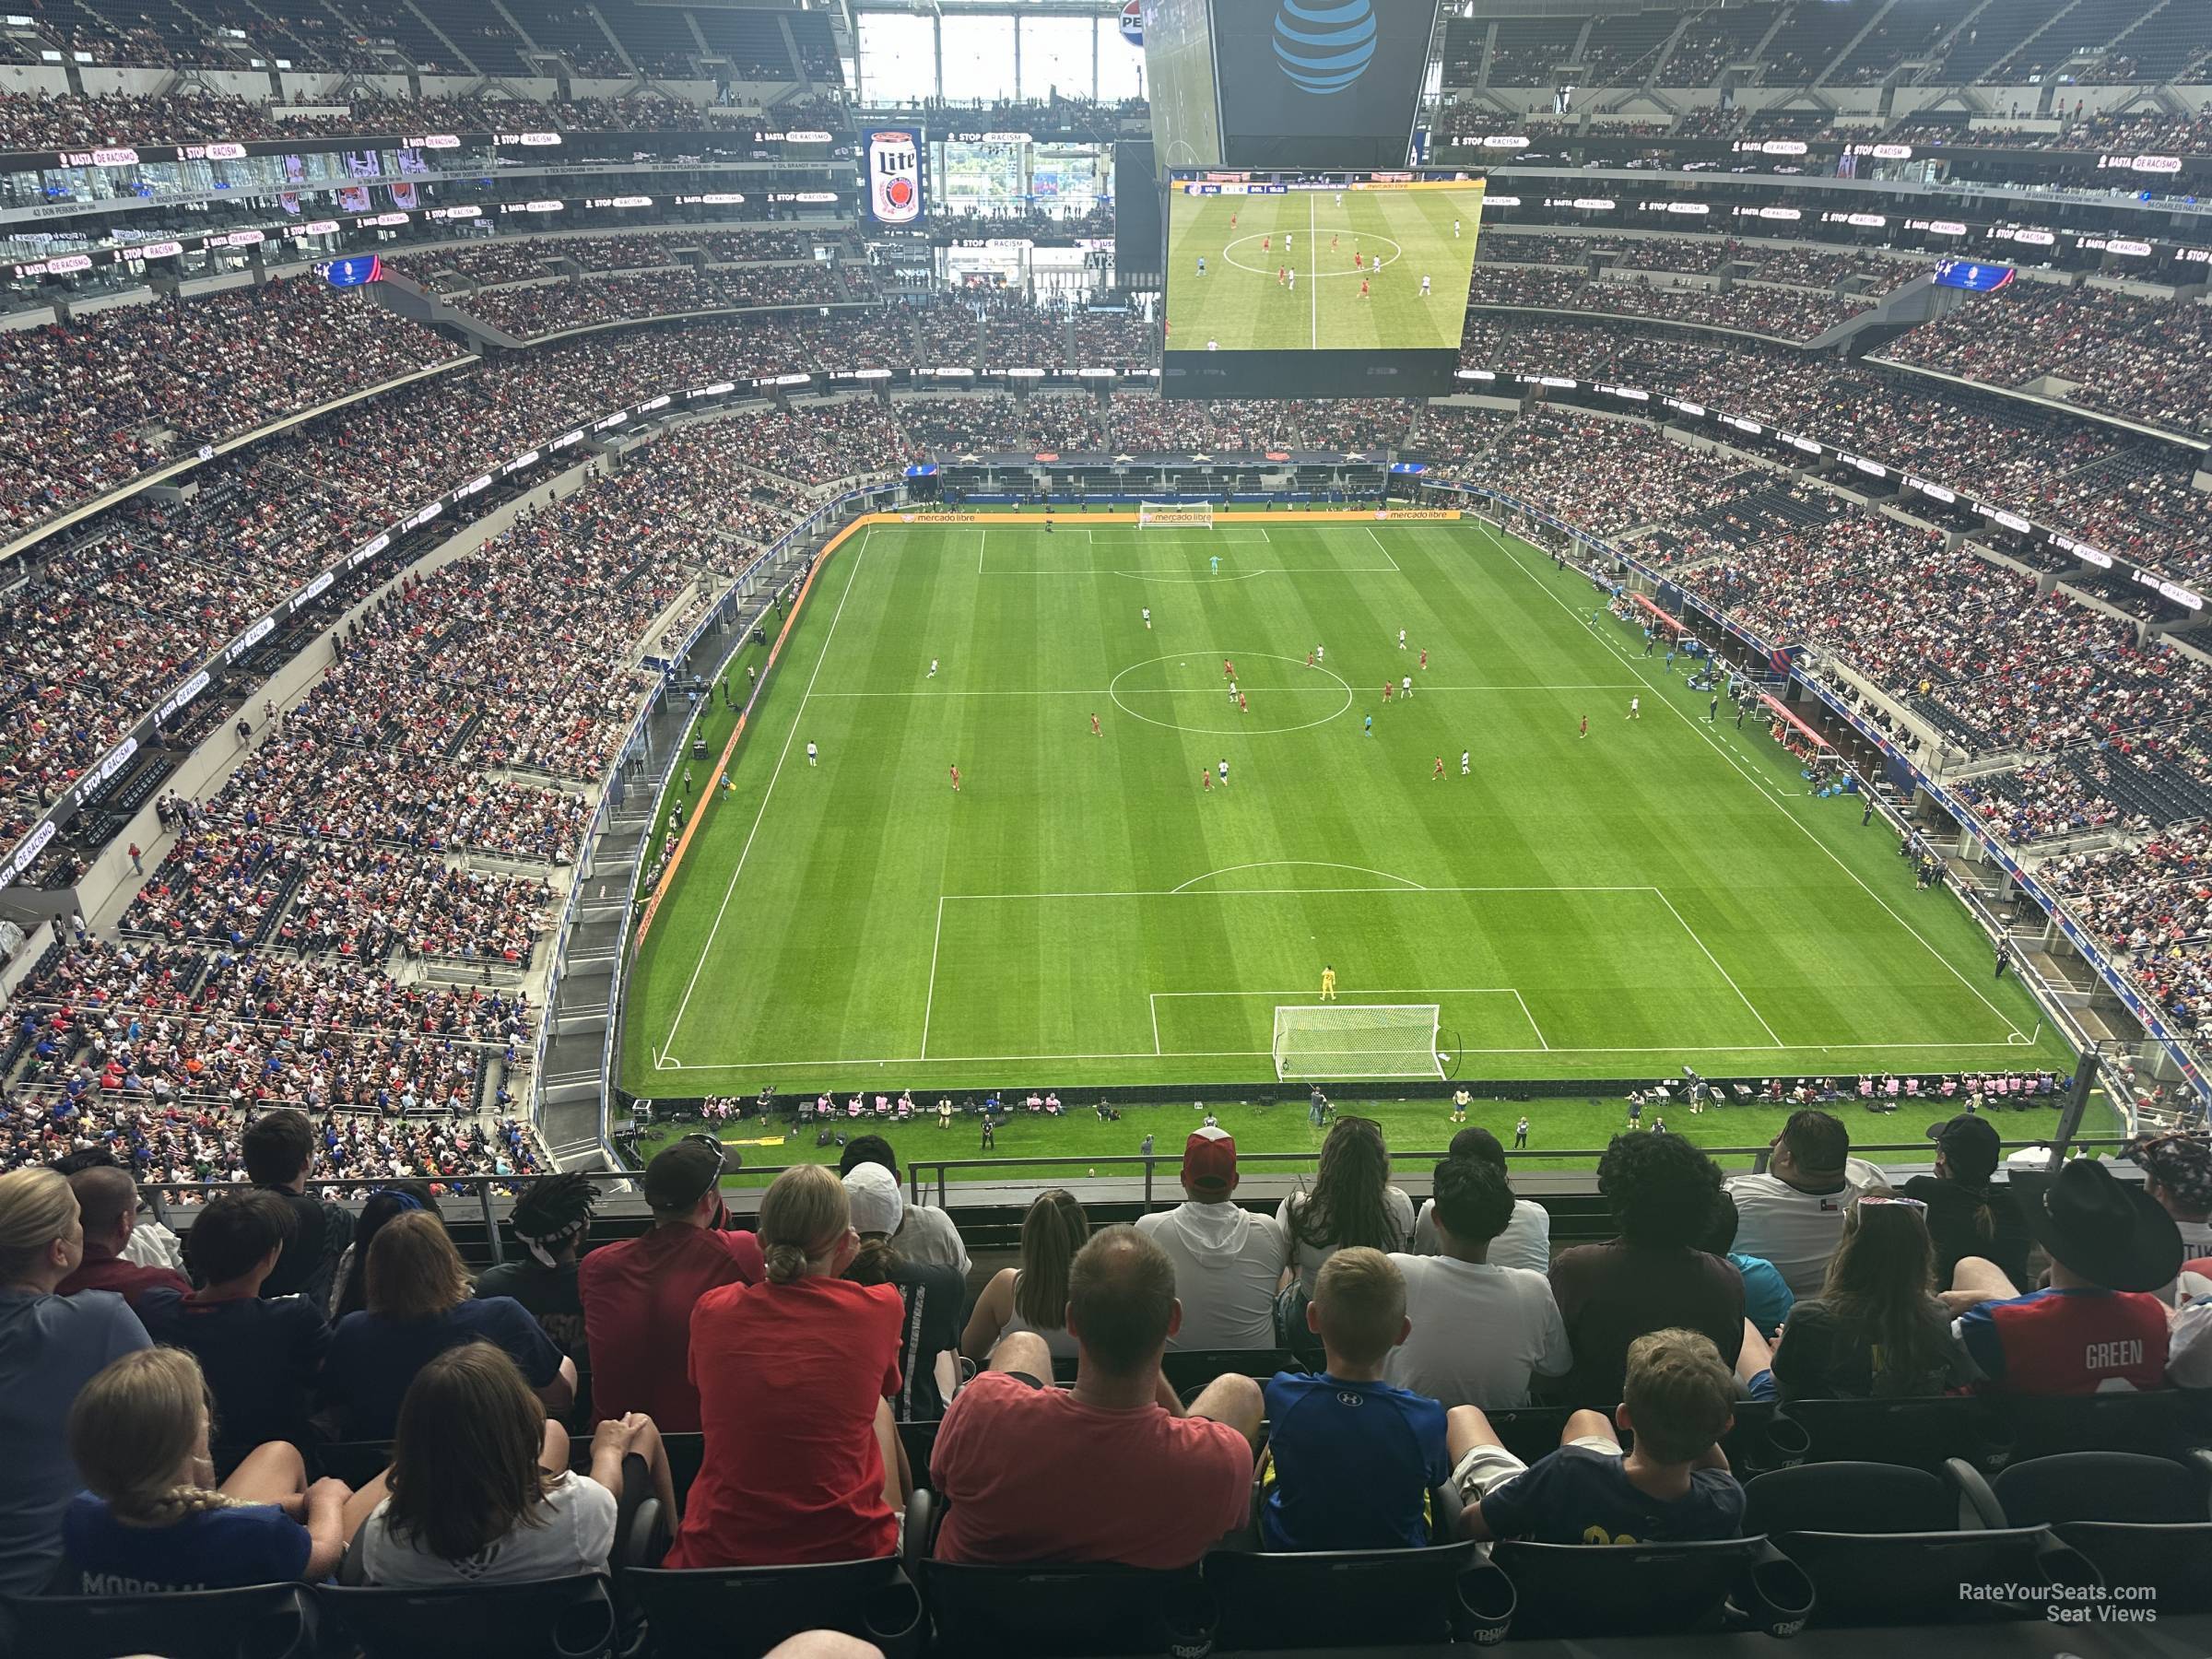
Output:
666,1164,911,1568
323,1210,575,1440
0,1167,151,1595
62,1347,353,1591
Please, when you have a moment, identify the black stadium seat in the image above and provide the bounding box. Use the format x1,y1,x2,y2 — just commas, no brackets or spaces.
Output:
1205,1539,1514,1649
0,1583,315,1659
1987,1451,2212,1613
1744,1459,2093,1627
1487,1535,1812,1639
627,1559,924,1659
317,1575,618,1659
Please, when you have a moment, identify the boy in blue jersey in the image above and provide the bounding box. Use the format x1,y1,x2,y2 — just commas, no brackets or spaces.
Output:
1261,1248,1450,1551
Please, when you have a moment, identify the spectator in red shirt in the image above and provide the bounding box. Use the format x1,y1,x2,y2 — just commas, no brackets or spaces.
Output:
55,1167,190,1311
929,1224,1262,1569
665,1164,910,1569
578,1135,763,1430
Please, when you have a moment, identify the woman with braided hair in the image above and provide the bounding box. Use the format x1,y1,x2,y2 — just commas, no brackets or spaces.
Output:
61,1346,355,1593
477,1171,599,1371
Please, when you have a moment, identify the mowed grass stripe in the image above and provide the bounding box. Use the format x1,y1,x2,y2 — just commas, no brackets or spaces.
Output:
622,522,2065,1090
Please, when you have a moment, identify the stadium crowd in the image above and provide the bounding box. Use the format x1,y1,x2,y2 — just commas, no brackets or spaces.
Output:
0,1103,2204,1641
1876,280,2212,440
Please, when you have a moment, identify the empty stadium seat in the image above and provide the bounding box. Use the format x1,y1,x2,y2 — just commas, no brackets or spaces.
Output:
1743,1459,2092,1626
1205,1538,1513,1649
317,1575,617,1659
0,1583,315,1659
1986,1451,2212,1613
1488,1535,1812,1638
627,1559,923,1659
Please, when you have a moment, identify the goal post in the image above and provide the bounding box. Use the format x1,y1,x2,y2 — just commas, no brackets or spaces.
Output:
1138,501,1214,528
1273,1005,1443,1083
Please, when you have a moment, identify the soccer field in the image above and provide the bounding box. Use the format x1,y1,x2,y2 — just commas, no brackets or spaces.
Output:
619,514,2069,1098
1162,182,1485,352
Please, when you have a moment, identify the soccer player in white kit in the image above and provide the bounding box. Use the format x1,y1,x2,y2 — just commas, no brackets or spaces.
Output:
806,741,818,765
1397,629,1406,650
1402,676,1413,699
1461,750,1471,776
1453,218,1461,237
928,658,937,677
1218,759,1230,787
1420,275,1431,297
1628,696,1641,720
1315,644,1325,666
1142,606,1151,629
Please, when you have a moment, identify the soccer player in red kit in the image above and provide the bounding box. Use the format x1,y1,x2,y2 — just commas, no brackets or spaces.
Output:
1382,681,1393,701
1418,649,1428,670
948,764,960,792
1359,278,1370,300
1305,649,1315,668
1230,213,1238,231
1224,658,1235,681
1201,768,1212,793
1579,714,1589,740
1354,251,1363,269
1262,235,1270,253
1090,712,1100,737
1432,757,1446,781
1238,693,1248,713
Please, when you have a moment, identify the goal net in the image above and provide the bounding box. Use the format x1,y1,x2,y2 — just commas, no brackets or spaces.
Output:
1138,501,1214,528
1273,1005,1443,1082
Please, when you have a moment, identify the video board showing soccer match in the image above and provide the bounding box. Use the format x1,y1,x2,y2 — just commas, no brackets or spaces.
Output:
1162,170,1486,398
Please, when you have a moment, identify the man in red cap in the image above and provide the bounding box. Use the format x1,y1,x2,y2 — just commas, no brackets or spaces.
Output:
1133,1126,1287,1349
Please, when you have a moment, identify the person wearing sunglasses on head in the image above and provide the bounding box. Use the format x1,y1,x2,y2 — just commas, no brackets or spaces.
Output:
1749,1189,1974,1403
579,1135,763,1432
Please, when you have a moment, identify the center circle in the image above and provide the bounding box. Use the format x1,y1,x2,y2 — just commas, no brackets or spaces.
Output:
1219,229,1403,281
1109,652,1353,736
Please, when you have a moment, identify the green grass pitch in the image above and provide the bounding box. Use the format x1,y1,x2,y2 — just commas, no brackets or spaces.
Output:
1162,183,1486,352
619,515,2071,1124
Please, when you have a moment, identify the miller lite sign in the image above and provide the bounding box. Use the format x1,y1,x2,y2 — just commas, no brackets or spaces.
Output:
866,128,922,224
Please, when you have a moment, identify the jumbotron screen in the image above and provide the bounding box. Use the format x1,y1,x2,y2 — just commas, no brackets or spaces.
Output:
1162,169,1485,398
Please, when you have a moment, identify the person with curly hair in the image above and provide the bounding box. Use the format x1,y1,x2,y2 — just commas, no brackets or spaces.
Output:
1547,1133,1744,1411
477,1171,599,1371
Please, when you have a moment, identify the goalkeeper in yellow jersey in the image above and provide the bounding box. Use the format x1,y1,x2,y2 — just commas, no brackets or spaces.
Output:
1320,965,1337,1002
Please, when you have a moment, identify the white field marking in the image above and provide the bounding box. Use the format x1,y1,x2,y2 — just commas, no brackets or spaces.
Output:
1309,188,1318,347
1512,988,1549,1052
801,683,1641,699
1151,994,1162,1055
941,883,1658,901
1649,886,1786,1050
1363,524,1403,573
1470,519,2029,1041
659,1035,2048,1071
1169,860,1427,894
1148,986,1520,996
662,529,873,1053
920,896,946,1060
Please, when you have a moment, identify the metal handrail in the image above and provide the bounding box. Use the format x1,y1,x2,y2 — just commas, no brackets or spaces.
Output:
900,1135,2144,1209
